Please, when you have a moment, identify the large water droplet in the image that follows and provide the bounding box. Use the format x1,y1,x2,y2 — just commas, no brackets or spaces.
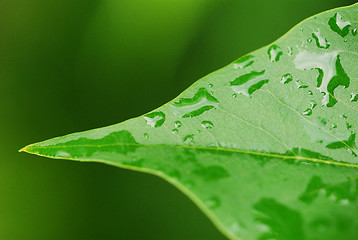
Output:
350,93,358,102
170,88,219,118
281,73,293,84
183,134,195,144
144,111,166,128
294,51,350,107
233,55,254,69
328,12,351,37
312,29,330,49
230,70,269,97
201,120,214,129
268,45,283,62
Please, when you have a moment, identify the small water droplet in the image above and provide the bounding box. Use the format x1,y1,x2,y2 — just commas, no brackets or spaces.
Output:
353,29,357,36
172,128,179,134
144,133,149,139
232,93,237,98
208,83,213,88
196,130,201,133
183,134,195,144
144,111,166,128
230,70,269,97
303,108,312,116
344,39,347,42
300,27,304,32
350,93,358,102
307,38,312,43
346,122,352,129
170,88,219,118
280,73,293,84
295,80,308,89
174,121,182,128
340,114,347,119
308,90,313,95
312,29,330,49
288,46,293,56
310,100,317,109
233,55,254,69
331,124,337,129
205,196,221,209
329,12,351,37
201,120,214,129
268,44,283,62
294,51,349,107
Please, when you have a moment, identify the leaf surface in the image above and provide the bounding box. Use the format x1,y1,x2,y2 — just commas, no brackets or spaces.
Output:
21,3,358,240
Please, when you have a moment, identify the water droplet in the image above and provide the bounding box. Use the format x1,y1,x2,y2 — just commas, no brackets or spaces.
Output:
300,27,304,32
353,29,357,36
233,55,254,69
144,133,149,139
340,114,347,119
230,70,269,97
268,44,283,62
172,128,179,134
201,120,214,129
280,73,293,84
310,100,317,109
208,83,213,88
312,29,330,49
308,90,313,95
232,93,237,98
331,124,337,129
344,39,347,42
328,12,351,37
307,38,312,43
294,51,349,107
295,80,308,89
303,108,312,116
170,88,219,118
350,93,358,102
196,130,201,133
288,46,293,56
144,111,166,128
205,196,221,209
346,122,352,130
183,134,195,144
174,121,182,128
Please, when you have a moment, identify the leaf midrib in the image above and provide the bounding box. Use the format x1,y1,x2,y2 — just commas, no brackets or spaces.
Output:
22,143,358,168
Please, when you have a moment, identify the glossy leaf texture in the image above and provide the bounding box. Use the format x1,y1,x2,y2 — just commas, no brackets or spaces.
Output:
21,3,358,240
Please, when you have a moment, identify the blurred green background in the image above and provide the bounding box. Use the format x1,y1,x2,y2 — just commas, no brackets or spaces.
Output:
0,0,356,239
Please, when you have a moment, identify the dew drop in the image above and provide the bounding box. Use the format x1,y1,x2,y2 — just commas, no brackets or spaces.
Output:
280,73,293,84
307,38,312,43
174,120,182,128
172,129,179,134
268,44,283,62
208,83,213,88
331,124,337,129
230,70,269,97
201,120,214,129
294,51,349,107
232,93,237,98
170,88,219,118
353,29,357,36
144,133,149,139
196,130,201,134
350,93,358,102
328,12,351,37
308,90,313,95
144,111,166,128
312,29,330,49
233,55,255,69
310,100,317,109
183,134,195,144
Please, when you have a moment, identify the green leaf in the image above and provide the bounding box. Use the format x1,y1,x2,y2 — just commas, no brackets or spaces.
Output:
21,3,358,240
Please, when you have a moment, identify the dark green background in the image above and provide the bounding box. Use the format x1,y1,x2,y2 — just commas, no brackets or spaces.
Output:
0,0,355,239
